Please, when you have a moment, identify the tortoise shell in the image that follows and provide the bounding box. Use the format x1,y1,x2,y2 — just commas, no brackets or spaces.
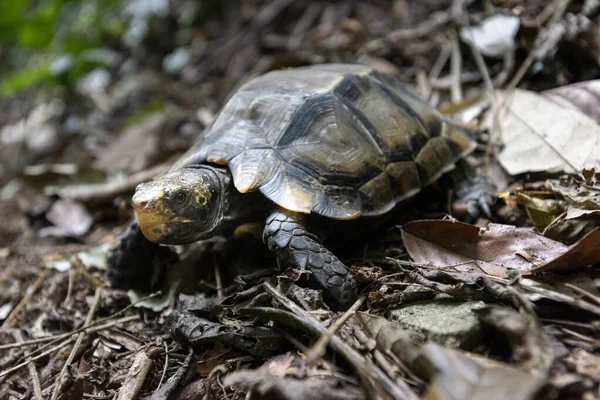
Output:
171,64,476,219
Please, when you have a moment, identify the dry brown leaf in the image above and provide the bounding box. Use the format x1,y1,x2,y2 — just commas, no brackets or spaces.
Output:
515,192,565,232
514,190,596,244
421,343,546,400
564,349,600,380
543,80,600,124
401,220,600,277
356,313,546,400
487,89,600,175
474,306,553,375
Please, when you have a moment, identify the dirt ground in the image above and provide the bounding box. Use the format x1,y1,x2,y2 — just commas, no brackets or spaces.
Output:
1,1,600,399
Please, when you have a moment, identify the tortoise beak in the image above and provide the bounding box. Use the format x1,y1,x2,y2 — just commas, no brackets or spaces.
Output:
132,184,163,208
132,190,168,242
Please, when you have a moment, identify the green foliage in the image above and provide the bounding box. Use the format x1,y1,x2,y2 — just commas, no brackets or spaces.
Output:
0,0,125,96
0,58,53,96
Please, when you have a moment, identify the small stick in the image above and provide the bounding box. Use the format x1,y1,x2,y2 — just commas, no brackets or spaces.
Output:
155,341,170,393
12,331,43,400
0,338,76,379
563,283,600,306
1,294,152,367
213,253,223,300
561,327,600,345
427,42,452,101
51,162,170,204
117,349,155,400
306,296,365,363
450,38,463,103
261,283,418,400
416,70,430,99
50,287,102,400
1,269,49,329
151,348,196,400
0,315,139,351
459,11,500,171
64,268,75,306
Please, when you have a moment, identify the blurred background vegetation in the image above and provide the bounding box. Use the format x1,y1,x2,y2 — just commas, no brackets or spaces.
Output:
0,0,220,96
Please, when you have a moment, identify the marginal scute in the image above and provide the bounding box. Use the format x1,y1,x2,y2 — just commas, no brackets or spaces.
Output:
259,165,315,213
311,185,362,220
415,137,459,184
358,172,395,215
385,161,423,201
173,64,477,219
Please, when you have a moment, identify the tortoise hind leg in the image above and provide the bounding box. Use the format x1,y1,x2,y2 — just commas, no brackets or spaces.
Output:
450,159,497,221
263,211,358,308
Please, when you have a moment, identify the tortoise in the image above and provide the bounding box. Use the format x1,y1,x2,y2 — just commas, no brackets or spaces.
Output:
107,63,494,307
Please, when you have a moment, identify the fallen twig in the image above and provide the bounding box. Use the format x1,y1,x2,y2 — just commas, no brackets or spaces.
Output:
50,162,170,204
305,295,365,363
50,286,103,400
11,331,43,400
1,269,49,329
0,315,139,351
151,348,197,400
426,42,452,101
563,283,600,306
0,337,76,379
157,342,170,391
246,283,419,400
450,37,463,103
117,348,157,400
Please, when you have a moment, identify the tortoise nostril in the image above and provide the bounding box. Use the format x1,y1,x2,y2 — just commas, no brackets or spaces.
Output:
134,199,149,208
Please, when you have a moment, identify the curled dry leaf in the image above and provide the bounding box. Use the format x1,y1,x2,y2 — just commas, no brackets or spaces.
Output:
564,349,600,380
223,356,364,400
39,198,93,238
547,175,600,220
167,310,285,357
420,343,546,400
401,220,600,277
514,190,596,245
474,306,553,375
485,89,600,175
517,275,600,316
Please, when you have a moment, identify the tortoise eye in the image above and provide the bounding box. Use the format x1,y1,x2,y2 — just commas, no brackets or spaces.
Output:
175,191,187,205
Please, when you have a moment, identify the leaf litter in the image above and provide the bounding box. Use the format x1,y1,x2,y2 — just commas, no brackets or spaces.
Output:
1,1,600,399
401,219,600,276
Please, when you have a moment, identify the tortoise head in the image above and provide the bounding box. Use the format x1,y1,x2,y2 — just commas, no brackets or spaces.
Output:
132,167,225,244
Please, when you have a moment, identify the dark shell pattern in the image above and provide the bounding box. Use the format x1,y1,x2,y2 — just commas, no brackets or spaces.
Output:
170,64,476,220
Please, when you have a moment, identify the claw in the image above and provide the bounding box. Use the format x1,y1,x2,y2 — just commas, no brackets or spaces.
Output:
478,197,493,218
466,201,480,223
453,173,496,222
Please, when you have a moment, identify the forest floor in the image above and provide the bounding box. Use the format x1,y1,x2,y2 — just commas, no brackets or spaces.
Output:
1,1,600,399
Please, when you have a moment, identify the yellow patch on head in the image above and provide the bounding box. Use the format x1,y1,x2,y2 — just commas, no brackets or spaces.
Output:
192,173,211,206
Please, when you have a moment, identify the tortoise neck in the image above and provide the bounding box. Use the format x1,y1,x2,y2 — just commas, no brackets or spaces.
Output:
208,166,271,235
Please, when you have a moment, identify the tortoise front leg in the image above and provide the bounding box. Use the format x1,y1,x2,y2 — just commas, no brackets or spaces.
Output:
107,222,176,293
263,211,358,307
